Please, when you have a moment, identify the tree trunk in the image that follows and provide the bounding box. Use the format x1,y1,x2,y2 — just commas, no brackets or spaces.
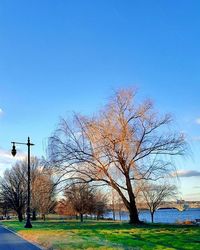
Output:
17,210,23,222
151,212,154,223
116,188,140,224
113,209,116,221
3,208,8,218
111,175,141,224
32,210,37,220
128,204,140,224
125,176,140,224
42,213,46,221
119,210,122,221
112,194,115,221
80,213,83,222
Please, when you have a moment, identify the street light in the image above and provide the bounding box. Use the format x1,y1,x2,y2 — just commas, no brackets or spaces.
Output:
11,137,34,228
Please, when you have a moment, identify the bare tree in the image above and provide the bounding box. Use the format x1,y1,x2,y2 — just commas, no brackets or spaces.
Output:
64,183,95,222
115,193,125,221
140,182,178,223
0,156,55,222
93,190,107,220
31,170,56,221
55,199,75,217
0,188,9,217
0,162,27,221
47,88,186,224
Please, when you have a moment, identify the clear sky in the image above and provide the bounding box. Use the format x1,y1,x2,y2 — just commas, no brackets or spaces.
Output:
0,0,200,201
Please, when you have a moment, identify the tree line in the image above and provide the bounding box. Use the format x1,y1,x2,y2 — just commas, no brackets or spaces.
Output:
0,157,107,222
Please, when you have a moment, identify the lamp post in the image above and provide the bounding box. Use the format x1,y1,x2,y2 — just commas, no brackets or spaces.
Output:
11,137,34,228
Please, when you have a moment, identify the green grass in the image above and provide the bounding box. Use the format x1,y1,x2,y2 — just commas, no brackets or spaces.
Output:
1,220,200,250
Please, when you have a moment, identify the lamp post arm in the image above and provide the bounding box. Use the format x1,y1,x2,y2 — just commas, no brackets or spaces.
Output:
11,141,34,146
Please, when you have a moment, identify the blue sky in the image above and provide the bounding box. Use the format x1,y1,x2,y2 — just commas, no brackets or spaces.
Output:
0,0,200,201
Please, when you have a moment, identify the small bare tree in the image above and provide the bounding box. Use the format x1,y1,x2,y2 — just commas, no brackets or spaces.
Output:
48,88,186,224
93,190,107,220
31,171,56,221
64,183,95,222
55,199,75,217
140,182,178,223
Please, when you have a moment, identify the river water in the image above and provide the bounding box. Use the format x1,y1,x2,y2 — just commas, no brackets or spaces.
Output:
105,208,200,223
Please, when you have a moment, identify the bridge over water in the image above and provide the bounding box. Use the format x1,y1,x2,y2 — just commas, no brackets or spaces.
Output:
108,201,200,212
155,201,200,211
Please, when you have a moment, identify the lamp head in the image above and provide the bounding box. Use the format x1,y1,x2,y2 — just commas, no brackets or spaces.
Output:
11,143,17,157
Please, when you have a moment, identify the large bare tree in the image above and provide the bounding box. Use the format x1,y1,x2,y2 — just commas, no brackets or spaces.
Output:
47,89,186,224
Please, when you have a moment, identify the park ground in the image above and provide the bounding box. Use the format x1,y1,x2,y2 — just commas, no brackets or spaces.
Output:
1,220,200,250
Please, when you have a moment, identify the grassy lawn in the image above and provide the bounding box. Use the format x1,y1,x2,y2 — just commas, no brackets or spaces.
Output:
1,220,200,250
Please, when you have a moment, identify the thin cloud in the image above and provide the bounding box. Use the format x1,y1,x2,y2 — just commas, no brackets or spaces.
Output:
183,192,200,201
192,136,200,141
0,148,26,159
0,150,13,177
0,148,26,176
0,149,14,163
0,108,3,115
195,118,200,125
176,170,200,177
